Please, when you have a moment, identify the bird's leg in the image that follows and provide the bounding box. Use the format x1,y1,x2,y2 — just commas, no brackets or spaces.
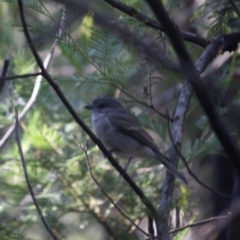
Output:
108,149,117,155
103,149,117,158
118,158,132,177
106,150,132,175
123,157,132,172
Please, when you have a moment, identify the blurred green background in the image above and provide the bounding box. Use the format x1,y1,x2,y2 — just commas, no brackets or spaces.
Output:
0,0,239,239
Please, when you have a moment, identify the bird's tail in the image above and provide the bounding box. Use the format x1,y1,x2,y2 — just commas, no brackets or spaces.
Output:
155,153,187,184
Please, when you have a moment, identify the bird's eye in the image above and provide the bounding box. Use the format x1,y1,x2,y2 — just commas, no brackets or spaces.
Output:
97,103,105,109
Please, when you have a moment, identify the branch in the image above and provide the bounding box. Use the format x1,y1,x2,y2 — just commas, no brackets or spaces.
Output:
104,0,208,48
0,72,41,81
202,198,240,239
17,0,160,226
14,108,59,240
169,214,231,234
74,136,149,237
166,106,231,200
157,36,236,240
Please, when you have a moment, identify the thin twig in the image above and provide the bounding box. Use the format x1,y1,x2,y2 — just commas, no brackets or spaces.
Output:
17,0,160,225
73,135,149,237
110,81,172,121
0,72,42,81
144,214,231,240
169,214,231,234
202,198,240,239
14,107,59,240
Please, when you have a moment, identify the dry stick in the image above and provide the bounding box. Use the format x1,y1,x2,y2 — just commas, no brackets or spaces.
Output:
145,214,231,239
165,105,231,200
0,5,66,150
73,136,149,237
169,214,231,234
0,72,41,81
16,0,160,227
202,198,240,239
104,0,208,48
144,214,231,239
14,108,59,240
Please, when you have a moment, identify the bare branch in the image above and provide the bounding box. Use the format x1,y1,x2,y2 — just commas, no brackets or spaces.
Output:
14,107,59,240
0,72,42,81
169,214,231,234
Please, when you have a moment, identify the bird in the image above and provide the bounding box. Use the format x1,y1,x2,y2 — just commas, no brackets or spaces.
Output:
85,96,187,184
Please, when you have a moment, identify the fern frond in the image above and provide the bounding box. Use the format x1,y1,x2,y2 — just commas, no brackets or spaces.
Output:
192,0,234,38
25,20,59,37
5,0,46,14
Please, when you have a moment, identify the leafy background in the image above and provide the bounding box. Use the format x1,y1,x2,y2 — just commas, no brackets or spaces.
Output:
0,0,239,239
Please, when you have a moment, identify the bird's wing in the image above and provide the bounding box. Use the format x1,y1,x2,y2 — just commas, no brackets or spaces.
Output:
107,110,159,153
107,110,188,184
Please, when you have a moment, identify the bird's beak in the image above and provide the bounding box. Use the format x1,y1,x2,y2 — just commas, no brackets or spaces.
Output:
84,104,93,110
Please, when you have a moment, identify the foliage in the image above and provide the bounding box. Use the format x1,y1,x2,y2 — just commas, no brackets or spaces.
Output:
191,0,240,38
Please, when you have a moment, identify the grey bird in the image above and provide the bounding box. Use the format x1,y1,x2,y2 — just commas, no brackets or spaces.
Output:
85,96,187,184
